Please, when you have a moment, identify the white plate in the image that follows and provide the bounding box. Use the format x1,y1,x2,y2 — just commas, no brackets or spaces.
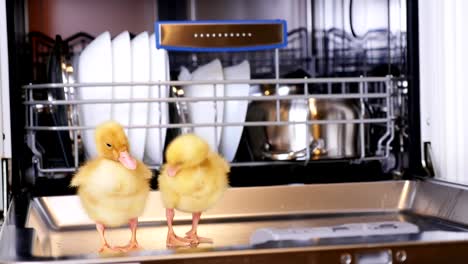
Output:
77,31,113,159
220,60,251,161
111,31,131,135
178,59,224,151
144,33,169,165
129,32,150,160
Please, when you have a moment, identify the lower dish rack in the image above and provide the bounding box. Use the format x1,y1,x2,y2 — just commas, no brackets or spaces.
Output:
23,76,402,177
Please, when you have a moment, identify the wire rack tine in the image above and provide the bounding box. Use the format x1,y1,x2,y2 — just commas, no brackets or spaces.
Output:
23,93,390,105
22,77,394,89
359,79,366,159
35,155,390,174
377,81,392,154
213,83,218,151
304,77,311,165
26,118,390,130
157,83,163,165
384,77,396,157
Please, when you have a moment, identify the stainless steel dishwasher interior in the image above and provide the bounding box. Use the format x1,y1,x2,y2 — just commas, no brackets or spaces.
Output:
21,180,468,259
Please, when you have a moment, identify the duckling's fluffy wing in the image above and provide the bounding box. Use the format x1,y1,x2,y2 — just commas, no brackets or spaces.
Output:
136,160,153,180
70,159,101,188
71,159,152,226
71,159,152,194
158,152,229,213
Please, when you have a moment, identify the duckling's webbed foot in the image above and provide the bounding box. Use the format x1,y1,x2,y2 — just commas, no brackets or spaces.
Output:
185,231,213,244
167,231,192,247
96,222,119,253
165,208,191,247
113,218,141,252
113,241,139,252
185,212,213,244
98,243,114,253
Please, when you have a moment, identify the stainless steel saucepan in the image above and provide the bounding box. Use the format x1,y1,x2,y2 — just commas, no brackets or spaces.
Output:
246,84,366,161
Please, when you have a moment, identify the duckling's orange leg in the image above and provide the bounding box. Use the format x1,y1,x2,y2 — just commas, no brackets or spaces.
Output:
114,218,140,252
96,222,113,253
185,212,213,244
166,208,191,247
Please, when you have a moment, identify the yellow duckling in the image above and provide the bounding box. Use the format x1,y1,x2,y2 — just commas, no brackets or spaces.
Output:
70,121,152,252
158,133,230,247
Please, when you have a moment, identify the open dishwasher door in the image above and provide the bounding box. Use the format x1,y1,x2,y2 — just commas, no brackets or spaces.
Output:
3,0,468,263
2,181,468,263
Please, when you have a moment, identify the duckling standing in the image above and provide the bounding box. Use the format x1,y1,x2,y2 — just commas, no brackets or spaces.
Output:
71,121,152,252
158,134,230,247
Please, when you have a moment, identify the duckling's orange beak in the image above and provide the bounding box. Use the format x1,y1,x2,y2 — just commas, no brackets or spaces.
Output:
119,151,137,170
167,165,181,177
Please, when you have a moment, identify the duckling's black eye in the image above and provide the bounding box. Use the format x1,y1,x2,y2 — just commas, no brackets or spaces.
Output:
106,143,112,148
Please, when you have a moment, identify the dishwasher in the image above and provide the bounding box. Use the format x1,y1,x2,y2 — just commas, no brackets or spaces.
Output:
2,0,468,263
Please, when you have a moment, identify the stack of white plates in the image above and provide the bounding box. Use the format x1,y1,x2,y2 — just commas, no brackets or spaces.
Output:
78,31,251,163
178,60,251,161
77,31,169,164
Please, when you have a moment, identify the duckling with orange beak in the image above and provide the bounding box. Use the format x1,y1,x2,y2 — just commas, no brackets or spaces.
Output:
159,134,230,247
71,121,152,252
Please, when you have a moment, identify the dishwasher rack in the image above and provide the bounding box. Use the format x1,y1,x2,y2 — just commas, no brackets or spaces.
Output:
23,76,398,177
315,28,407,76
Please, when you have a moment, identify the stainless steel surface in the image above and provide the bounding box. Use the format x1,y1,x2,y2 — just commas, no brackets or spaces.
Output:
249,97,309,160
309,98,362,159
246,96,362,160
3,180,468,263
411,180,468,225
28,213,421,258
30,181,412,229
